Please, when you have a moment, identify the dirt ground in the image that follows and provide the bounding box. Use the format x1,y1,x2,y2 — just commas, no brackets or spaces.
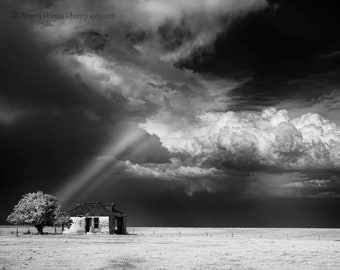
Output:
0,227,340,269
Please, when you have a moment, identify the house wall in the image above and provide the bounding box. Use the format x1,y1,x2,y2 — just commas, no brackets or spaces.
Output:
63,217,85,234
63,216,112,234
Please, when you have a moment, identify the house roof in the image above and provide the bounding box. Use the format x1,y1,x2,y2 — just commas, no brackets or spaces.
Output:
67,202,127,218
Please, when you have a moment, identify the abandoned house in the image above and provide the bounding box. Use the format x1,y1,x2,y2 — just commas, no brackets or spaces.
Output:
64,202,127,234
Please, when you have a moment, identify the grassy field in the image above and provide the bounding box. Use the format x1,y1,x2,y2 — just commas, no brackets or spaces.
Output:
0,227,340,269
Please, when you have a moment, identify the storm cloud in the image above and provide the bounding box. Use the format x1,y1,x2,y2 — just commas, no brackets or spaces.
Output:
1,0,340,226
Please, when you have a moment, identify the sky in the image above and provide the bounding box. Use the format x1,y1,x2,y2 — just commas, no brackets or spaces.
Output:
1,0,340,227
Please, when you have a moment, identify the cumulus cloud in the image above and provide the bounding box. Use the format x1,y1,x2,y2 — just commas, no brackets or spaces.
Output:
118,158,234,196
123,158,223,180
141,108,340,170
278,90,340,125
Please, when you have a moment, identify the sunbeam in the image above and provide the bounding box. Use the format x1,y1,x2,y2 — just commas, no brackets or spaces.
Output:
72,162,118,204
57,126,145,206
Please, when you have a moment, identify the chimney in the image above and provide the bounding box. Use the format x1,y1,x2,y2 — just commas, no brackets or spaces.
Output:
111,202,115,212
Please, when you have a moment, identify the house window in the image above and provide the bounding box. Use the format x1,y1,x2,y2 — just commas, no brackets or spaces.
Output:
94,218,99,229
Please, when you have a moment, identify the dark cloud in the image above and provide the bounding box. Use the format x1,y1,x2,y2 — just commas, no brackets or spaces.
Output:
180,0,340,112
63,30,109,54
0,21,121,119
182,0,340,73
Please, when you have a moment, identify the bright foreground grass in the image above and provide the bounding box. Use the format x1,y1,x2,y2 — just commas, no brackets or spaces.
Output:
1,227,340,269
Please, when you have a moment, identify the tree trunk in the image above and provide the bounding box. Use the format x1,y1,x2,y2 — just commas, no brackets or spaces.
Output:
35,225,44,234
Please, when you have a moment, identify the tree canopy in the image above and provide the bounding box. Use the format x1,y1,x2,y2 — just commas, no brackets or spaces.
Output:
7,191,72,234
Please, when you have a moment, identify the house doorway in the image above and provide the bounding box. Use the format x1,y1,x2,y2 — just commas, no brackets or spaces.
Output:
116,217,126,234
85,218,91,233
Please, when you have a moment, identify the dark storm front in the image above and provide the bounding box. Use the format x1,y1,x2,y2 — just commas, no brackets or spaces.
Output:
2,0,340,229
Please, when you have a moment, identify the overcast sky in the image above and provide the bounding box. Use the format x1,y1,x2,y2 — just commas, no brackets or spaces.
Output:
1,0,340,226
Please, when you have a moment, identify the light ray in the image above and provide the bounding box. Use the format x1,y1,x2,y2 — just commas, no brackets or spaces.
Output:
74,162,119,203
57,127,144,205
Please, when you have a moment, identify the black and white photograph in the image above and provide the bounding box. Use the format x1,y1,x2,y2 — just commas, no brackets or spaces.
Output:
1,0,340,269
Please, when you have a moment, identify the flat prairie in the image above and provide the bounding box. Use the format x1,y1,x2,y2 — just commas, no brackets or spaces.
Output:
0,227,340,269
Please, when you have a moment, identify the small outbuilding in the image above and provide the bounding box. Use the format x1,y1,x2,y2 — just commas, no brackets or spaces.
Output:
64,202,127,234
